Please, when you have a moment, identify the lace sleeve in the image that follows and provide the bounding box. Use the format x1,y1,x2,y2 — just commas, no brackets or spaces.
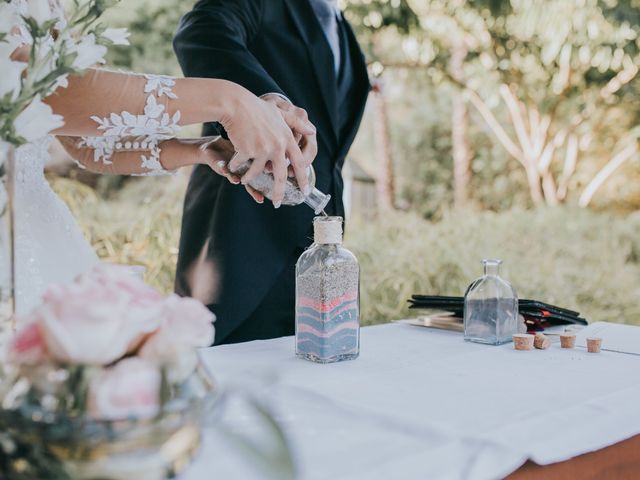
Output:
58,135,236,177
78,75,182,176
61,135,172,176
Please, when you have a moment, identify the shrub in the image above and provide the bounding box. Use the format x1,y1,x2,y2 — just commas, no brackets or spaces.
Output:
347,208,640,326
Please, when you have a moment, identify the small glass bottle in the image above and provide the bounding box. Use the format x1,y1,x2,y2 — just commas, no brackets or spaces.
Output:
204,137,331,213
295,217,360,363
464,259,519,345
231,161,330,214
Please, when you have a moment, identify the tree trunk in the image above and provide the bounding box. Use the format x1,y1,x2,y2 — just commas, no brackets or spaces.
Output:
525,166,544,204
450,40,471,208
579,141,638,207
372,79,396,211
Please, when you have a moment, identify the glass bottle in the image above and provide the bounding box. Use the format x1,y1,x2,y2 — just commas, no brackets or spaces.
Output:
295,216,360,363
464,259,519,345
230,161,331,214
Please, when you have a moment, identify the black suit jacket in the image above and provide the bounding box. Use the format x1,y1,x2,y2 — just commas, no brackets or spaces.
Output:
173,0,370,343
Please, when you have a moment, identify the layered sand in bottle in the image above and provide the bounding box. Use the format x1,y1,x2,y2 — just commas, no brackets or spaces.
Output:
296,262,359,361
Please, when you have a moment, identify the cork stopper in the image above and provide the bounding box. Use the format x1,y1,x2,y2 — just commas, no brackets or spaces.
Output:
586,337,602,353
513,334,534,351
314,216,343,245
560,333,576,349
533,333,551,350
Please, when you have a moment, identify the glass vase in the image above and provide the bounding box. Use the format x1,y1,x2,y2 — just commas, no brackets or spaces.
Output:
0,362,220,480
0,142,15,353
464,259,519,345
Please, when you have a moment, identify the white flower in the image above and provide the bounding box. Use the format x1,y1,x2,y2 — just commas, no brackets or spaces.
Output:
26,0,54,27
0,59,25,100
102,28,130,46
31,36,58,84
51,74,69,92
14,95,64,142
0,44,26,100
0,3,18,34
70,34,107,70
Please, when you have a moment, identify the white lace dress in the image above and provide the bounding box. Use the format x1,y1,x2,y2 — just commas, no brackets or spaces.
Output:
14,75,181,316
14,137,99,316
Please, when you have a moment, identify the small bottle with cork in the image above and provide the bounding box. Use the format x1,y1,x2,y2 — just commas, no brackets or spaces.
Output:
295,216,360,363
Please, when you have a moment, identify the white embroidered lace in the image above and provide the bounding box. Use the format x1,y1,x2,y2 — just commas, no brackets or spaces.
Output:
79,74,182,176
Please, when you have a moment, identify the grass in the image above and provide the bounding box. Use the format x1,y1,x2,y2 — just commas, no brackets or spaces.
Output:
51,175,640,327
50,175,185,294
348,208,640,325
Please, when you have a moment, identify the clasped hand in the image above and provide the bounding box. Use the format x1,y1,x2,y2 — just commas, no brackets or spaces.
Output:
212,90,318,207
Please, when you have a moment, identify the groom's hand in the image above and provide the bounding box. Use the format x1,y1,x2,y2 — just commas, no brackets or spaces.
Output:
261,94,318,171
220,84,316,208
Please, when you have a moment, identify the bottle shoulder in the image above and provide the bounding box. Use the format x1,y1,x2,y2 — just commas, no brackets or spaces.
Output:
465,274,517,300
297,244,359,270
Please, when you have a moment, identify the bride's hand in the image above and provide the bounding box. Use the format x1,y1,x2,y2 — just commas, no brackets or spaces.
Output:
198,137,265,204
216,81,316,208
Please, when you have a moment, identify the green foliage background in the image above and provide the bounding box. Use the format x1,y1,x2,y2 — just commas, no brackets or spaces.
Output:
52,0,640,326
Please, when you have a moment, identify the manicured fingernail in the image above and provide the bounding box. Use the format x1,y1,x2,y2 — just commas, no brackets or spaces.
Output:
273,201,281,209
230,178,240,185
216,160,227,169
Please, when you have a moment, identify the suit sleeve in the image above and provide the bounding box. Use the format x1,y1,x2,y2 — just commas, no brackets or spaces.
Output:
173,0,284,98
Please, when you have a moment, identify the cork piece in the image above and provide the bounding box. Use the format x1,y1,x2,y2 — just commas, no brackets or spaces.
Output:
560,333,577,349
586,337,602,353
513,334,534,351
314,216,343,245
533,333,551,350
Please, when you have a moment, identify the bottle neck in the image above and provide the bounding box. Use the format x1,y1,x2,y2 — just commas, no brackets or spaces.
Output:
314,216,343,245
317,241,341,247
482,259,502,277
304,187,331,215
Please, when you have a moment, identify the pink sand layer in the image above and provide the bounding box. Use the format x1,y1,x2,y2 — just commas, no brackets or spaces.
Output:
297,291,359,312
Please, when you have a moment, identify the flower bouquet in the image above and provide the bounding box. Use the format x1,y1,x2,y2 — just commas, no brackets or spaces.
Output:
0,264,219,480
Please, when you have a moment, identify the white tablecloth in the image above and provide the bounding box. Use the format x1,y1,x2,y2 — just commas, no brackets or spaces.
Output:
184,324,640,480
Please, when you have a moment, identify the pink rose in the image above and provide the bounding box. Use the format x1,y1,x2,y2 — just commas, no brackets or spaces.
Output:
88,357,161,421
31,264,164,365
7,321,47,365
140,294,215,355
139,295,215,381
86,264,162,305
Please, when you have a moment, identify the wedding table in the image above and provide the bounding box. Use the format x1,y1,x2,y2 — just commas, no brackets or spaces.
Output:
185,323,640,479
